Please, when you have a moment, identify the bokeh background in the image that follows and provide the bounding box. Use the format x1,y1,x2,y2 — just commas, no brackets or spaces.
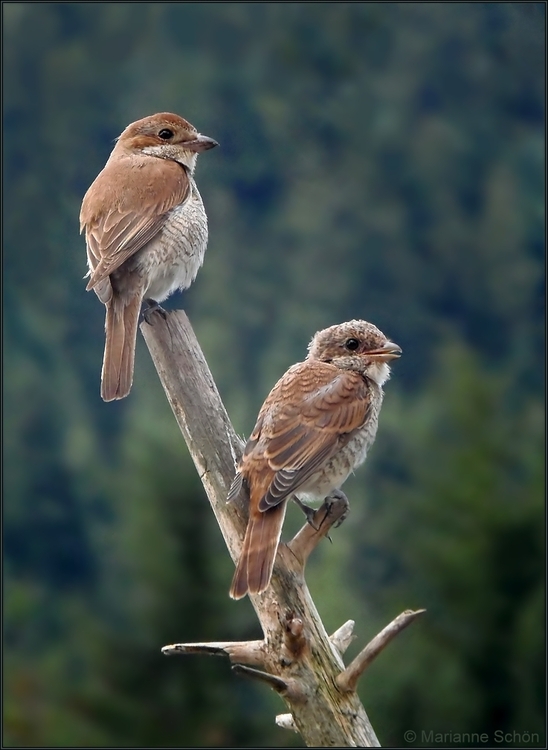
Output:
3,3,545,747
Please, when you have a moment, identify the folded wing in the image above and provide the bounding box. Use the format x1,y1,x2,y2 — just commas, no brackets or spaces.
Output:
80,156,190,292
238,361,372,511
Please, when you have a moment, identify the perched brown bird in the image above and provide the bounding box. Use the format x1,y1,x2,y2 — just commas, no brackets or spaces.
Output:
80,112,218,401
228,319,401,599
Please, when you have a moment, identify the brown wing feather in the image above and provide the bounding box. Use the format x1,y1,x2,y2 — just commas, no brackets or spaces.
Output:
239,361,372,512
80,154,190,291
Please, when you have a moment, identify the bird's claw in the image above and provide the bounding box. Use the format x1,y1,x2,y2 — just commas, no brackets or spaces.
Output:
142,298,167,325
324,490,350,529
294,490,349,537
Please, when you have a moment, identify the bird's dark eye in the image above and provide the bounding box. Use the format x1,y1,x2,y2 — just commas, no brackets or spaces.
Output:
345,338,360,351
158,128,174,140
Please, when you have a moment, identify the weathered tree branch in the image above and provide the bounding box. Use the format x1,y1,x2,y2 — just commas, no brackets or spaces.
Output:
329,620,357,656
337,609,427,693
140,310,423,747
161,640,266,666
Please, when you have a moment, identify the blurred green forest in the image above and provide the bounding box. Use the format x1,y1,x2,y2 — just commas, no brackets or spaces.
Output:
3,2,545,747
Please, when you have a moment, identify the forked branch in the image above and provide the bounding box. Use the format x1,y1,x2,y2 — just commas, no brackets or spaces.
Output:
140,310,423,747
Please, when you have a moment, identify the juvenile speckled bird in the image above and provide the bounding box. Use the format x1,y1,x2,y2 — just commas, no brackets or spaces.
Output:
228,319,401,600
80,112,218,401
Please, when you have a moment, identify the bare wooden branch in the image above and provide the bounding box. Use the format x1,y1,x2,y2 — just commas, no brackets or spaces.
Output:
161,640,265,667
337,609,427,693
330,620,356,656
276,713,298,732
140,310,246,563
232,664,290,692
141,310,422,746
232,665,307,702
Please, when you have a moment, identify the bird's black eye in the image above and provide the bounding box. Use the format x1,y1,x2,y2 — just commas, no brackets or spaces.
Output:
158,128,174,140
345,338,360,351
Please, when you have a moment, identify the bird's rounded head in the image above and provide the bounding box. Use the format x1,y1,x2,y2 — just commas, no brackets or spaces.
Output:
115,112,218,173
307,319,401,386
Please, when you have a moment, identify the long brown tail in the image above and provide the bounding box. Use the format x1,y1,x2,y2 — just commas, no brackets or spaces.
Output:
101,296,142,401
230,502,287,599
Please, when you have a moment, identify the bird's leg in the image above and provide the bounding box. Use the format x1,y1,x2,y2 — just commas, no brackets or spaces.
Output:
142,298,167,325
293,497,319,530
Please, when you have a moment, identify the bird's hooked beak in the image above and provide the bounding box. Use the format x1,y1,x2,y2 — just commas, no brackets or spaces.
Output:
368,341,402,362
183,133,219,152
